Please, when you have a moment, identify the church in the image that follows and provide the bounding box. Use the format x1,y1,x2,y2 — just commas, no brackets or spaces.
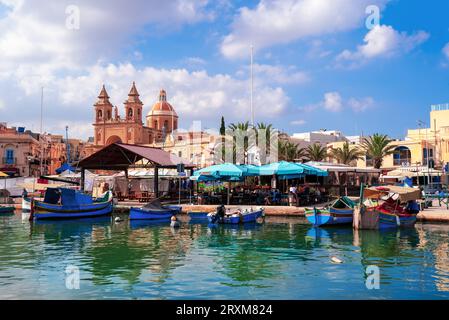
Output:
86,82,218,168
93,82,178,147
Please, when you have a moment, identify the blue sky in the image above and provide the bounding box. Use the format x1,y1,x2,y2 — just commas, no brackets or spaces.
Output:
0,0,449,140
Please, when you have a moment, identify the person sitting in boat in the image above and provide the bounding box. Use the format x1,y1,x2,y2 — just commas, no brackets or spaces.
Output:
405,200,420,214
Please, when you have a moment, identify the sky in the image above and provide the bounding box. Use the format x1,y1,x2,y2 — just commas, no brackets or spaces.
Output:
0,0,449,140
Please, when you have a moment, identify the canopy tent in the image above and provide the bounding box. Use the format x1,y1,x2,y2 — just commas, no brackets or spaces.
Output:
306,161,380,174
258,161,305,177
56,163,76,174
193,163,247,179
78,143,195,196
364,186,421,203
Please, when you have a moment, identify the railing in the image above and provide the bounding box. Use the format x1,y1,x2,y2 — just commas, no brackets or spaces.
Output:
431,103,449,112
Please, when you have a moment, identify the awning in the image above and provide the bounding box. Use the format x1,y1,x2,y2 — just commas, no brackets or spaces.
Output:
364,186,421,202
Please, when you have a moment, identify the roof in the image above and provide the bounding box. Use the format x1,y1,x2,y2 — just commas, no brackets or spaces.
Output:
148,90,178,116
306,161,381,173
78,143,195,170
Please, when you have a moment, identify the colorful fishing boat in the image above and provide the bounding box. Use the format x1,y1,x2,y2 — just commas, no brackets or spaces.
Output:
355,186,421,230
0,206,15,214
207,205,265,225
305,197,356,227
22,197,32,213
130,199,179,220
188,210,210,220
32,188,113,220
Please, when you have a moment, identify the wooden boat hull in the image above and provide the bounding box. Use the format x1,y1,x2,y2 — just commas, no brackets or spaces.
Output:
129,207,177,220
378,209,417,229
0,206,15,214
305,207,354,227
208,209,264,225
33,201,113,220
188,211,210,220
22,197,32,212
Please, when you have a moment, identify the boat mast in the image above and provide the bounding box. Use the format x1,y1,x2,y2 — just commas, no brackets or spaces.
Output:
250,45,254,127
40,87,44,177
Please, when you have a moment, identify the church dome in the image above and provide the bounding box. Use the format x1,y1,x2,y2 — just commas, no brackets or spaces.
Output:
147,90,178,117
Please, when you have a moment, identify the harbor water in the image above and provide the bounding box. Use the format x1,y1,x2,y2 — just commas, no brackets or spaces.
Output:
0,212,449,299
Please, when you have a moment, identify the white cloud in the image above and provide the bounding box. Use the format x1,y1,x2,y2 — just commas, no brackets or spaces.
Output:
299,92,374,113
323,92,343,112
290,119,306,126
348,97,374,112
0,0,214,76
0,62,291,138
221,0,388,59
252,64,309,85
337,25,429,67
0,98,4,110
443,43,449,60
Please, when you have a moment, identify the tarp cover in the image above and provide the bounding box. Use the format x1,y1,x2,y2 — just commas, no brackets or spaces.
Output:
364,186,421,202
142,199,170,212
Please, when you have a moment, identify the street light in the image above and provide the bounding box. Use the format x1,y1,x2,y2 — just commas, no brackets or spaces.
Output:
418,120,430,187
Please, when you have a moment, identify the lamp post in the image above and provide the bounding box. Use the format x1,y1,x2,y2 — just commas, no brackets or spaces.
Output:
418,120,430,187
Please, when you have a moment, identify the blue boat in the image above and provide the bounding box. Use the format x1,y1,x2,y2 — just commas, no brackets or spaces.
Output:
305,197,355,227
0,206,15,214
208,205,265,225
32,188,113,220
130,199,179,220
188,211,210,220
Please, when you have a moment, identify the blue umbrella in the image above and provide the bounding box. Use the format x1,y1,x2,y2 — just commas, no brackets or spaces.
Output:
258,161,305,177
298,163,328,176
193,163,247,179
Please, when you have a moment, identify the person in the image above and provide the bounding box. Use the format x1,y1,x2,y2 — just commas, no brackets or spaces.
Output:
406,200,420,214
22,188,28,199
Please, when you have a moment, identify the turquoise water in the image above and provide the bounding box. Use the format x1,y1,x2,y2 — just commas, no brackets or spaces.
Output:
0,212,449,299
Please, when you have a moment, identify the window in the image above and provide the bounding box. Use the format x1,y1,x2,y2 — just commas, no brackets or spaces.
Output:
128,108,133,118
164,120,169,130
423,148,434,164
107,111,111,120
178,151,182,157
393,146,411,166
97,110,103,119
366,154,374,167
154,120,158,129
5,149,14,164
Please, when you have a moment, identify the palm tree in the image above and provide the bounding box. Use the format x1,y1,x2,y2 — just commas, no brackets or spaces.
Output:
228,121,255,163
305,143,328,162
361,134,395,169
329,142,364,165
279,140,306,161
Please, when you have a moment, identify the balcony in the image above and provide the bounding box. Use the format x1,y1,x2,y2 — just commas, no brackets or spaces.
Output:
2,157,17,165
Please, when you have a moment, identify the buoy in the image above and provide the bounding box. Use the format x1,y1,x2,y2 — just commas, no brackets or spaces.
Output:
114,216,123,223
170,216,180,228
331,256,343,264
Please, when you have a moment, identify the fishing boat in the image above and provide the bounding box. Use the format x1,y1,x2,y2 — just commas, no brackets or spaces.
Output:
129,199,179,220
354,186,421,230
32,188,113,220
0,206,15,214
188,210,210,220
207,205,265,225
22,197,32,212
305,197,356,227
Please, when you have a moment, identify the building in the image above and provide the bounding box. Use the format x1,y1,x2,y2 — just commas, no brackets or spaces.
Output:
88,82,219,168
0,123,41,176
292,130,347,145
92,83,176,148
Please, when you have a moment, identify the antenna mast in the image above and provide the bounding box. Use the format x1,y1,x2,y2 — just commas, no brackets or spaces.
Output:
250,45,254,126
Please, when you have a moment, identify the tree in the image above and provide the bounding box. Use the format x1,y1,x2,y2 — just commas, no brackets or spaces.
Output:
329,141,364,165
220,116,226,136
279,140,305,162
305,143,328,162
361,134,395,169
228,121,255,164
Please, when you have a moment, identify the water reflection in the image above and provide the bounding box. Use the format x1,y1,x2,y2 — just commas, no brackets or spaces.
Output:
0,212,449,299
